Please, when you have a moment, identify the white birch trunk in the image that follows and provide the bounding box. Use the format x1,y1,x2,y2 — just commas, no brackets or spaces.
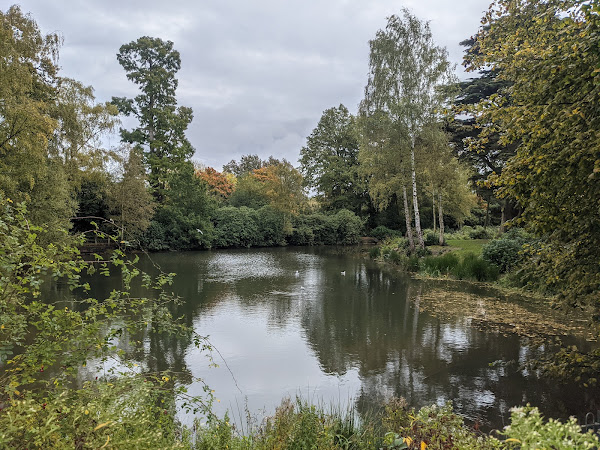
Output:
432,190,437,233
402,186,415,252
410,142,425,249
438,192,445,246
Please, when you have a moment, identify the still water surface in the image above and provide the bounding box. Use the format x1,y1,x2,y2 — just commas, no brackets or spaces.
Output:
73,247,598,430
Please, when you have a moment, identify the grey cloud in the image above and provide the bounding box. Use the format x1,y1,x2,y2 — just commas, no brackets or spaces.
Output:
16,0,490,171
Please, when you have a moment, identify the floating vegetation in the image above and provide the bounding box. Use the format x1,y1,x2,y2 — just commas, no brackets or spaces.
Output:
413,289,597,342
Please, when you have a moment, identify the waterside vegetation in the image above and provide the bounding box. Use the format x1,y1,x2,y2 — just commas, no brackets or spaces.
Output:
2,0,600,447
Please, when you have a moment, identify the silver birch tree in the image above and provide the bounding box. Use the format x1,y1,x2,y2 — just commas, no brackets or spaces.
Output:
360,9,454,250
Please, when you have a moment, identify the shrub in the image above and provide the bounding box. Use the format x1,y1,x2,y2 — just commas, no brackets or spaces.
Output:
370,225,402,241
423,229,438,246
212,206,259,248
291,210,364,246
289,224,315,246
406,255,420,272
142,206,214,251
468,225,494,239
502,405,599,449
255,206,286,246
333,209,364,245
369,246,381,259
388,250,404,265
482,228,534,273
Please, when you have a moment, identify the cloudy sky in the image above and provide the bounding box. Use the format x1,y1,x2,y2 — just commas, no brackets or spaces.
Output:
16,0,490,170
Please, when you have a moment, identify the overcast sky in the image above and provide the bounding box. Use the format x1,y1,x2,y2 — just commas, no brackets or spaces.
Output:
16,0,490,170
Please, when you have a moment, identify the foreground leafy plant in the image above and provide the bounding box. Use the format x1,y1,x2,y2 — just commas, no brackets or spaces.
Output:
502,405,599,449
0,199,213,448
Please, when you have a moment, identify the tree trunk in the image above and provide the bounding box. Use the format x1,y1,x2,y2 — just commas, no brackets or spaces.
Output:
484,194,490,229
438,192,445,246
500,200,506,234
402,186,415,252
432,190,437,233
410,143,425,249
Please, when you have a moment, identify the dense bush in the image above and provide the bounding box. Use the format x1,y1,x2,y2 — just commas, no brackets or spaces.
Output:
370,225,402,241
290,209,363,246
140,167,215,251
254,206,286,247
212,206,260,248
192,398,598,450
482,228,534,273
423,228,439,246
211,206,287,248
334,209,364,245
502,406,598,449
143,205,214,251
445,225,498,240
469,225,495,239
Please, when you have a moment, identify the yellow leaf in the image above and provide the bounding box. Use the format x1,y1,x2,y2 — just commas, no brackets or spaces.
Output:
505,438,521,443
99,435,110,449
404,437,413,445
94,421,112,431
421,442,428,450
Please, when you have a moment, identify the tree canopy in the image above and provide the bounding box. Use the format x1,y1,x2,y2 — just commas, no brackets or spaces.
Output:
112,36,194,200
466,0,600,306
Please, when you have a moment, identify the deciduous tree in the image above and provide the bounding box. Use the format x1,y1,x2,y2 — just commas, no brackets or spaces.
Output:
360,9,454,249
467,0,600,306
299,104,369,215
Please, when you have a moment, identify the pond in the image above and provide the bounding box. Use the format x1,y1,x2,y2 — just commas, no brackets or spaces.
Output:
62,246,599,431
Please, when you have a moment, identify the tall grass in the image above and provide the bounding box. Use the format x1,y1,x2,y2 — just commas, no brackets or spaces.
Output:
420,252,499,282
192,397,383,449
189,397,595,449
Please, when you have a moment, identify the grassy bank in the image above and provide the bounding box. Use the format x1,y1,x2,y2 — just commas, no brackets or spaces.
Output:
191,397,598,449
370,236,499,283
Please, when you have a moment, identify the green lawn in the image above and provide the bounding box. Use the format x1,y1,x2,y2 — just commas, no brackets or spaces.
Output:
429,239,489,257
445,239,488,257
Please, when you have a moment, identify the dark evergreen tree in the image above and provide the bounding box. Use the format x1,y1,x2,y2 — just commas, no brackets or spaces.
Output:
112,36,194,201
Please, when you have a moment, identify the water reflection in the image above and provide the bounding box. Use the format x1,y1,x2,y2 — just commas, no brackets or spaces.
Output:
50,247,598,431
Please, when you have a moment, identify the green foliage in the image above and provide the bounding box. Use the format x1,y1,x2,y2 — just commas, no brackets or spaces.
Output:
229,174,270,209
142,163,215,251
452,253,499,282
108,147,155,242
423,229,438,246
402,402,498,450
466,0,600,310
299,104,370,216
193,397,381,450
0,6,79,237
0,198,213,447
502,405,599,449
223,154,280,178
370,226,403,241
0,376,185,449
213,206,260,248
445,226,497,241
421,253,460,277
255,206,287,247
369,246,381,259
468,226,494,240
482,229,533,273
290,209,363,246
113,36,194,200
